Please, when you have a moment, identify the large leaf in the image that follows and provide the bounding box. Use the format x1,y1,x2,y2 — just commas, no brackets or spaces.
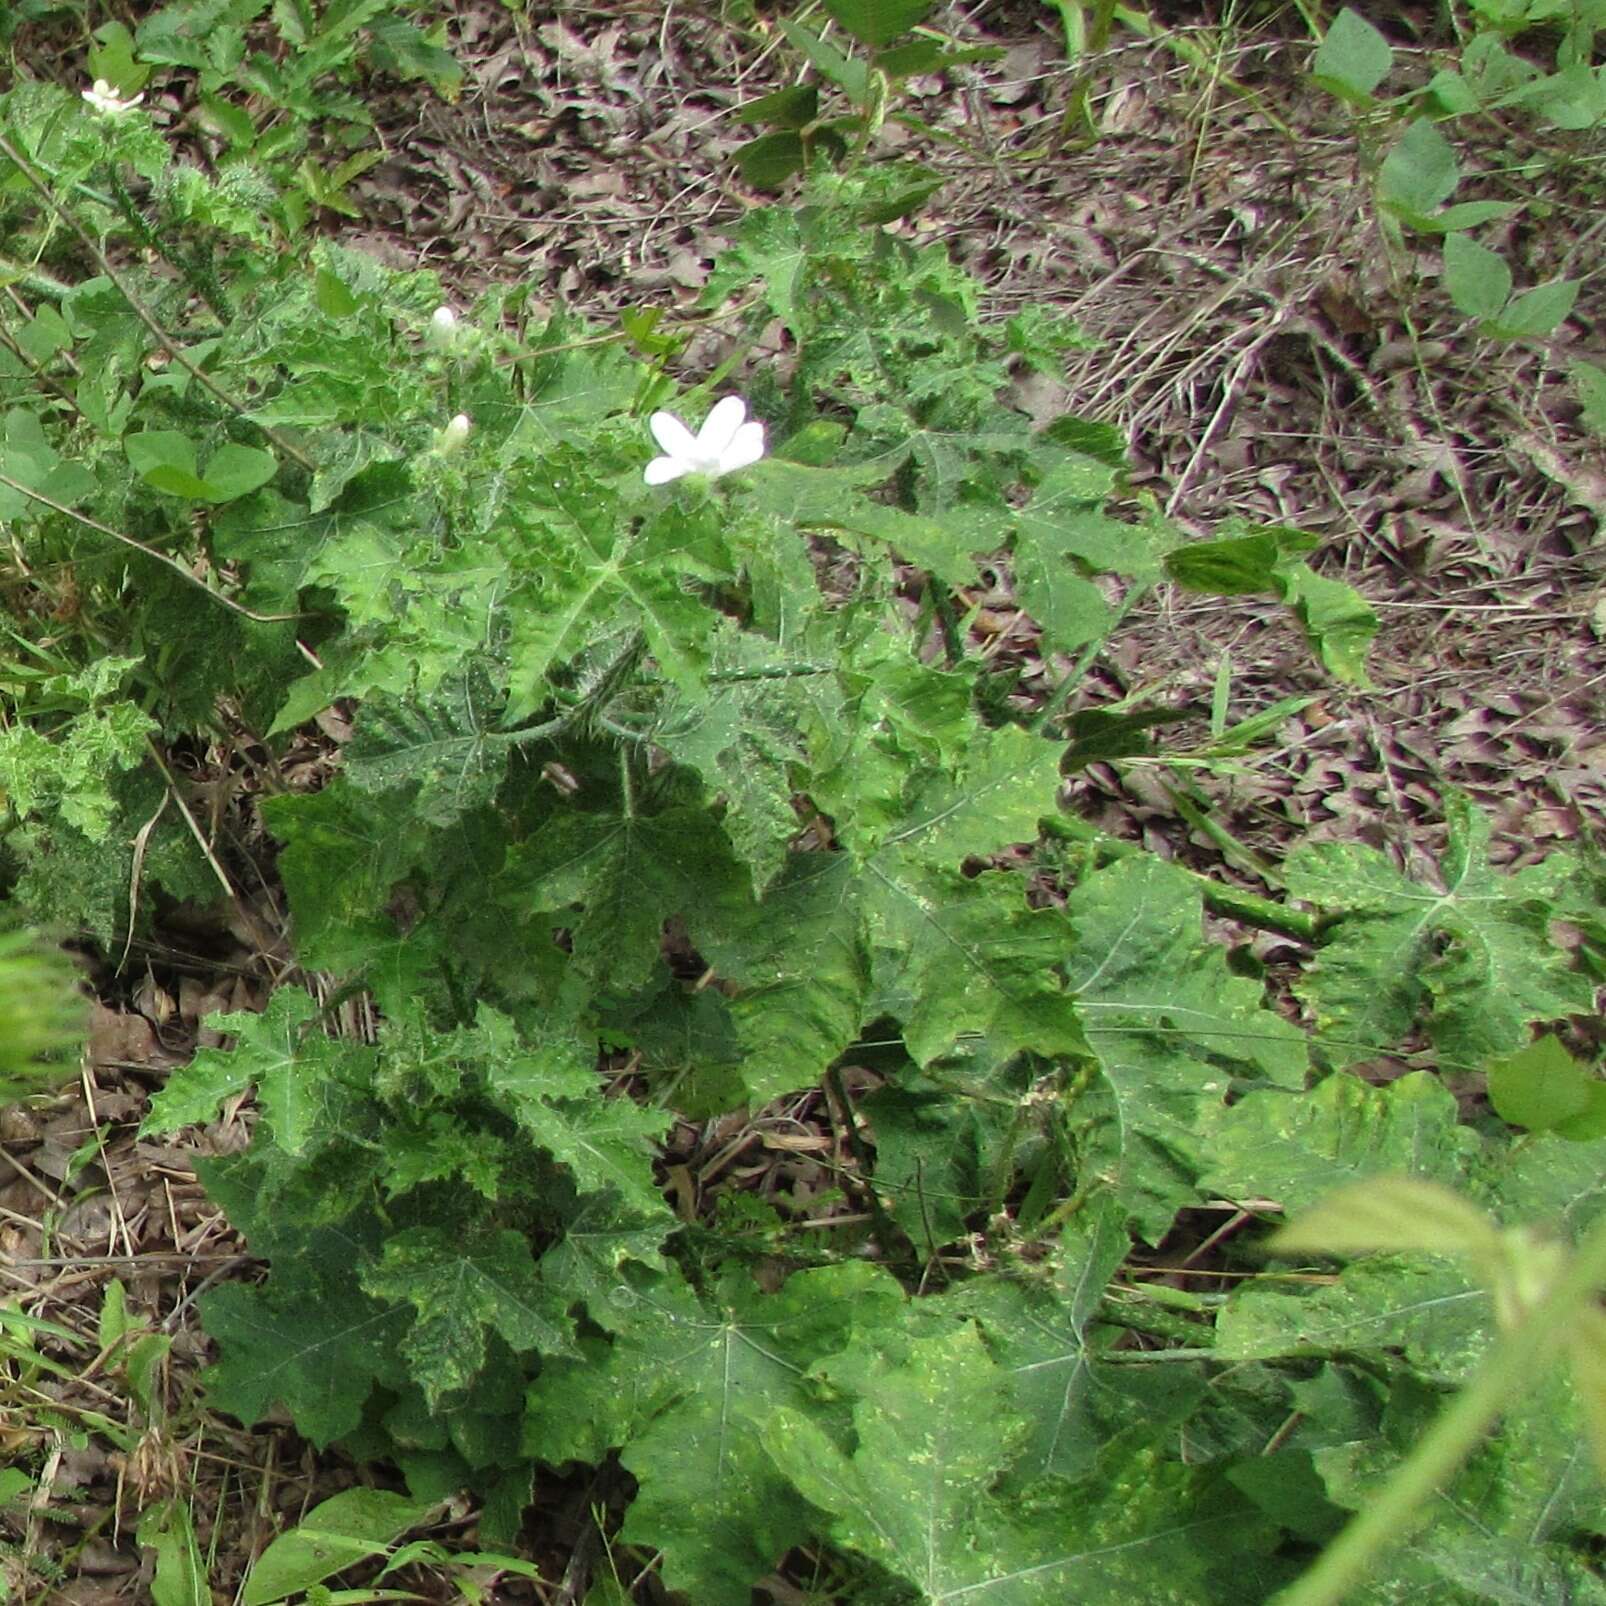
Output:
617,1264,903,1601
1200,1070,1481,1212
344,669,510,829
768,1322,1276,1603
502,459,729,720
1065,856,1308,1238
503,802,753,996
932,1195,1147,1481
359,1226,573,1408
1286,794,1589,1069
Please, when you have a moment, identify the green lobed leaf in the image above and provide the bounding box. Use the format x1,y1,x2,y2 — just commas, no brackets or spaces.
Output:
1286,794,1590,1069
1200,1070,1481,1213
359,1227,573,1409
769,1322,1277,1603
574,1261,907,1603
1065,855,1308,1239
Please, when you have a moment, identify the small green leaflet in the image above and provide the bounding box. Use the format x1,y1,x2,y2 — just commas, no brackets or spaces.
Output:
1311,8,1393,101
1488,1034,1606,1139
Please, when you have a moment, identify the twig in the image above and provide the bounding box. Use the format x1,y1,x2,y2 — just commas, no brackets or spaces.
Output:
0,129,315,473
0,469,302,623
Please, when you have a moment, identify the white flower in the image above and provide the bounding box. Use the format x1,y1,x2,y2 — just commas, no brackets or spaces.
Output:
427,305,458,349
645,396,766,485
82,78,143,117
438,413,471,453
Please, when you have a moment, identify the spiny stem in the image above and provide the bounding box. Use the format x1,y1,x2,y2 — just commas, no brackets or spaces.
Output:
0,470,302,624
0,129,314,473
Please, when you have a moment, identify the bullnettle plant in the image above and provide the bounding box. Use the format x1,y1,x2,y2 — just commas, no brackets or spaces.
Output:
0,52,1602,1606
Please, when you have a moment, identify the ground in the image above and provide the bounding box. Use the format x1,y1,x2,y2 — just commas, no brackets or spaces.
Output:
1,1,1603,1600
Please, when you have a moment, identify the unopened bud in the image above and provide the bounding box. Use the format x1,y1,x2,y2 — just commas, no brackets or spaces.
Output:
427,305,458,349
439,413,471,453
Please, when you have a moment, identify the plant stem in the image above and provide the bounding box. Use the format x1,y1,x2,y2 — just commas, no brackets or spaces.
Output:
1276,1214,1606,1606
1039,813,1322,942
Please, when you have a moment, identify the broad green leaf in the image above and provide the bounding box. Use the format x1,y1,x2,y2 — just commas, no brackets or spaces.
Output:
1443,232,1513,320
503,465,725,718
613,1262,906,1603
699,207,807,332
259,785,436,1016
360,1226,572,1408
198,442,278,501
711,850,871,1104
820,0,932,48
735,131,805,190
1286,795,1589,1069
241,1489,434,1606
1201,1071,1480,1211
1488,1034,1601,1134
1311,8,1393,100
1378,119,1460,223
769,1323,1275,1602
1065,855,1307,1238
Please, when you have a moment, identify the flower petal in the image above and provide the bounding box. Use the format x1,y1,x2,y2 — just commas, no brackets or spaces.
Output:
717,420,766,476
644,455,689,486
649,411,698,461
696,396,748,459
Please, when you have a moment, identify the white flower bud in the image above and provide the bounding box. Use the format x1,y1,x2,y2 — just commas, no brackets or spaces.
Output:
427,305,458,350
438,413,472,454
